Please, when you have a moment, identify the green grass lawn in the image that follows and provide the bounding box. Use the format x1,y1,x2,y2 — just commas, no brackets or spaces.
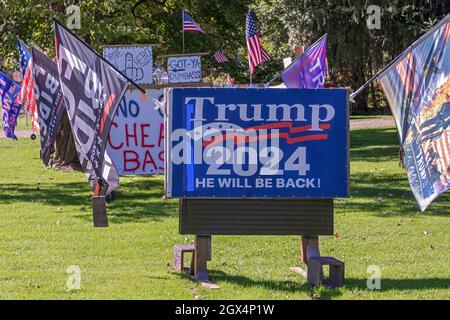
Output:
0,126,448,300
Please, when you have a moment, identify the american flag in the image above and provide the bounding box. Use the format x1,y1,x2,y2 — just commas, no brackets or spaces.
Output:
17,39,39,133
226,74,235,85
183,10,205,33
214,49,229,64
246,10,270,75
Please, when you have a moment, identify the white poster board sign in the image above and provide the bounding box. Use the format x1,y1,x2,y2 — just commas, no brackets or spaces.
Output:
107,89,164,175
167,55,202,84
283,57,292,69
103,45,153,85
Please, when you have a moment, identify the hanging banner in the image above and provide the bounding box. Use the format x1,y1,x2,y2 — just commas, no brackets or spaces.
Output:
32,47,65,166
107,89,165,175
165,88,349,198
167,55,202,84
0,71,22,140
103,45,153,85
54,20,129,195
378,15,450,211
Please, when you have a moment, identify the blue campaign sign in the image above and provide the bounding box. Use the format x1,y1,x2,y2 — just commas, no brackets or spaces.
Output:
165,88,349,198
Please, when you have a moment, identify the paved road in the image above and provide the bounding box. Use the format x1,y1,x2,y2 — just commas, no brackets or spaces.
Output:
350,116,395,129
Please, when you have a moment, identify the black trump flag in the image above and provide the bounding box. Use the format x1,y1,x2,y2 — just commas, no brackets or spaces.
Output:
54,20,129,195
31,47,65,166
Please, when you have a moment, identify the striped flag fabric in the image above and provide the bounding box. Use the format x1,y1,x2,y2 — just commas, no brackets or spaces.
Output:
17,38,39,133
183,10,205,33
226,74,235,85
377,14,450,211
246,10,270,75
213,49,229,64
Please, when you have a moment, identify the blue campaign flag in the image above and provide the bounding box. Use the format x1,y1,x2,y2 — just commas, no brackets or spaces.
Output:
17,38,31,78
165,88,349,198
378,15,450,211
281,34,328,89
0,71,22,140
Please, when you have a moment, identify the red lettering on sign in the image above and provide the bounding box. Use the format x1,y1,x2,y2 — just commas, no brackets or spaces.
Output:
143,149,158,171
141,124,154,148
125,123,138,147
158,123,164,147
108,122,123,150
123,150,140,172
158,150,164,170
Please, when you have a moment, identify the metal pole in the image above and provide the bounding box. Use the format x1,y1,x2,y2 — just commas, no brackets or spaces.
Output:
182,8,185,53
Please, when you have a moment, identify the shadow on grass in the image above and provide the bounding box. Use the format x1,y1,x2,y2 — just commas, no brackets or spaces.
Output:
0,177,178,224
85,176,178,224
201,270,450,300
0,181,90,207
318,277,450,300
350,127,399,162
347,127,450,217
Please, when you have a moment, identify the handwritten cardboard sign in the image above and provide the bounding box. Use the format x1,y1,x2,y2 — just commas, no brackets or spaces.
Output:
103,45,153,85
107,89,164,175
167,55,202,84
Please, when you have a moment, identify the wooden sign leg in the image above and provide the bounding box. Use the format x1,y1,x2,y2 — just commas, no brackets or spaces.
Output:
291,235,320,278
193,235,219,289
301,236,320,263
92,196,108,227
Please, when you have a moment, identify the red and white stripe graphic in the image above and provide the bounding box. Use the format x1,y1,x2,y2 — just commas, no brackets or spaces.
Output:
20,59,39,133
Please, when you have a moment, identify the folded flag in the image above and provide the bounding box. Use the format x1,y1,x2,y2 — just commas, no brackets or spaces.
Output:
0,71,22,140
54,19,129,195
281,34,328,89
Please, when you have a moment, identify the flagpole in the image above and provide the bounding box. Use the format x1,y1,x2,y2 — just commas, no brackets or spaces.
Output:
182,8,185,53
350,14,450,101
52,18,146,94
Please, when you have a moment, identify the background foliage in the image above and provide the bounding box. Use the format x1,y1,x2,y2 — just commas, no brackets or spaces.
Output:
1,0,449,113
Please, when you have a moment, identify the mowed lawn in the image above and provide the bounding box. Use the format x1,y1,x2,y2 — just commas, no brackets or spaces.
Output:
0,126,448,300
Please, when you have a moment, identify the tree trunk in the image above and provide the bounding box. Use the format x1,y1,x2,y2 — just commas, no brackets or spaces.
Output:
52,112,81,170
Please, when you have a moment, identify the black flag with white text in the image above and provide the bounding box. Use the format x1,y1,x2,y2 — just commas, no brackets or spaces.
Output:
54,20,129,195
32,47,65,166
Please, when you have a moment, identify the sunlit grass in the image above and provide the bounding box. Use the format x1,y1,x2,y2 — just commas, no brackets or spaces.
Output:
0,126,448,299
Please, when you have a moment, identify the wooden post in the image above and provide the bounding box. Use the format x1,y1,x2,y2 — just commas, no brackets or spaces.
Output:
194,235,210,281
193,235,219,289
300,236,320,264
92,196,108,227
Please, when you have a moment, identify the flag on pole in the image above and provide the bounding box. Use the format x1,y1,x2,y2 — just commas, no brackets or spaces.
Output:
226,74,235,85
377,15,450,211
0,71,22,140
280,34,328,89
213,49,229,64
31,47,66,166
246,10,270,75
54,19,129,195
183,10,205,33
17,39,39,133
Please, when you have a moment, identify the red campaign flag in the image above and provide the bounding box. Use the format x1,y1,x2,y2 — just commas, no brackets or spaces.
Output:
54,19,129,195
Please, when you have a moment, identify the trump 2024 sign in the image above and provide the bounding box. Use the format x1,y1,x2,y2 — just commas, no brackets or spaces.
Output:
165,88,349,198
